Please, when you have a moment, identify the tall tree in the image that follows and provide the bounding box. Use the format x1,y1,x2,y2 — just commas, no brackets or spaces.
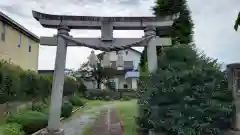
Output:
76,62,117,89
137,0,233,134
234,12,240,31
139,0,194,72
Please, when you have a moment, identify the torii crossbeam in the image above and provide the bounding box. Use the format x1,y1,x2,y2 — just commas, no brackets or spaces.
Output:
32,10,177,135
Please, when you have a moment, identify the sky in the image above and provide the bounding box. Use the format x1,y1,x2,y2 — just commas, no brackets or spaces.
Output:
0,0,240,70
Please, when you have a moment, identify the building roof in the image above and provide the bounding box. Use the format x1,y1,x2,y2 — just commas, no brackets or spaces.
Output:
0,11,39,42
97,48,142,60
125,71,139,79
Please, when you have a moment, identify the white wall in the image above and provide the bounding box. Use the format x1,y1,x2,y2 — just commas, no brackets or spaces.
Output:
107,49,141,70
132,78,138,90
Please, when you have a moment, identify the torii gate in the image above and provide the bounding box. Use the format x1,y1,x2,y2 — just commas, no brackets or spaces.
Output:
32,10,177,135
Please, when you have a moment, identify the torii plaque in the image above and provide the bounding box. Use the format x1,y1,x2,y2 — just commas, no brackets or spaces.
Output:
32,10,177,135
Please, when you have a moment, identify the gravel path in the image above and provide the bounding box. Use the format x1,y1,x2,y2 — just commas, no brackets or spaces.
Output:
61,104,113,135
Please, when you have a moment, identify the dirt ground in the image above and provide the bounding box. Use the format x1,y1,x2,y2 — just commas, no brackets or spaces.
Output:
89,106,124,135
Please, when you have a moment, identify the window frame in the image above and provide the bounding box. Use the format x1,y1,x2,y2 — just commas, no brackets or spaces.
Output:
18,33,22,48
1,21,6,41
28,39,32,52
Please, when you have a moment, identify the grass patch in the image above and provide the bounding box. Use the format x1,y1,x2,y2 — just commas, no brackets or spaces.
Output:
83,99,109,107
82,120,93,135
114,100,138,135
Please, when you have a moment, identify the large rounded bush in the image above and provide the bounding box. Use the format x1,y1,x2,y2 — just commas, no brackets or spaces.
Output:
6,111,48,134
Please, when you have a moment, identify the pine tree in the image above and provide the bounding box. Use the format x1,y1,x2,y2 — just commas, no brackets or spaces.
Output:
137,0,233,134
139,0,194,72
234,12,240,31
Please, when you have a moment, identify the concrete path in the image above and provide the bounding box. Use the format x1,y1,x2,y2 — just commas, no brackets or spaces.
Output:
61,104,113,135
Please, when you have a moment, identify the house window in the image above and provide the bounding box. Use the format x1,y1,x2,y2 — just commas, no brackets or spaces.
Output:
1,22,6,41
236,70,240,93
111,61,117,69
123,84,128,89
124,61,134,70
28,39,32,52
18,33,22,48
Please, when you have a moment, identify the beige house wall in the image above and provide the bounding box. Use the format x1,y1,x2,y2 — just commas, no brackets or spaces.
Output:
0,20,39,71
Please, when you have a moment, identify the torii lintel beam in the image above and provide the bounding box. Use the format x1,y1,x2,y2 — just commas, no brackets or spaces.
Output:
40,37,172,47
32,10,176,30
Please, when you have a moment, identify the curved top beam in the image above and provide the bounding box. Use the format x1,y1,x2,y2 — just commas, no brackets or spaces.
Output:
32,10,176,30
33,10,172,22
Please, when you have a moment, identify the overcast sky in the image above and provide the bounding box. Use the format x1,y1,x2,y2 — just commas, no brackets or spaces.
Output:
0,0,240,70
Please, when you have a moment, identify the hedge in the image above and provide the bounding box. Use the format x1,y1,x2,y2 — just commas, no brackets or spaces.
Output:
69,94,85,106
0,60,85,104
6,111,48,134
137,47,233,135
2,123,24,135
85,89,136,100
61,101,73,118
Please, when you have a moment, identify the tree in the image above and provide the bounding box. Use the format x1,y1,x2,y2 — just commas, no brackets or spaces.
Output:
234,12,240,31
139,0,194,72
137,0,233,134
75,62,117,89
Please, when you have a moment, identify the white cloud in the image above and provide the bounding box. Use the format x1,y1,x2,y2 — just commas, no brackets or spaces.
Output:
0,0,240,70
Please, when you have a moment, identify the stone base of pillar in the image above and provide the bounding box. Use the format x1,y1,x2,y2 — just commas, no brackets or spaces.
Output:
225,130,240,135
40,129,64,135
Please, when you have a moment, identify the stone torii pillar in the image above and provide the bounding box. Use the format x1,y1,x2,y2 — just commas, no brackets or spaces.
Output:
144,27,157,73
227,63,240,131
42,25,70,135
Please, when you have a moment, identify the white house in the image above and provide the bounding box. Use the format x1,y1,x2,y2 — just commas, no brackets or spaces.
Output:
96,48,141,90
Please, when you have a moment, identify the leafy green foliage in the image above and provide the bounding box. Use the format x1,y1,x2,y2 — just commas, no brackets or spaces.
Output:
69,94,84,106
6,111,48,134
139,0,194,71
153,0,194,44
0,61,22,103
76,62,117,89
85,89,136,100
0,60,83,104
3,123,24,135
63,76,78,96
234,12,240,31
61,101,73,118
138,1,233,134
31,102,48,112
137,45,233,134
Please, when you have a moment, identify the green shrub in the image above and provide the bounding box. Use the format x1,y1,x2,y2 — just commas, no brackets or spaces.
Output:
137,54,233,135
63,77,78,96
61,101,73,118
3,123,24,135
69,95,84,106
85,89,118,100
121,96,131,101
6,111,48,134
0,61,22,103
103,96,111,101
32,102,48,112
0,60,80,104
